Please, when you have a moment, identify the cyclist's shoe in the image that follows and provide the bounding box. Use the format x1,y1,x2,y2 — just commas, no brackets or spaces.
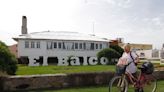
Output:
134,88,139,92
134,88,144,92
139,88,144,92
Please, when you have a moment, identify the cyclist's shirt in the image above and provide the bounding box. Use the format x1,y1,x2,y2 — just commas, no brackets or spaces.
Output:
121,51,138,74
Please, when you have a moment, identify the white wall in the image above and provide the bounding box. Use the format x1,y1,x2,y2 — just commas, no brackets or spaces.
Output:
18,40,47,57
18,39,109,66
136,49,164,59
136,50,152,59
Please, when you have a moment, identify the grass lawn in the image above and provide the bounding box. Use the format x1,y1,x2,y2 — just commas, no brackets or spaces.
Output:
28,80,164,92
16,64,164,92
16,65,115,75
16,63,164,75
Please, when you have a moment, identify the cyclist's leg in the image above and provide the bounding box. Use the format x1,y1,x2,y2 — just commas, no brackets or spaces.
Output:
132,72,138,79
131,72,139,92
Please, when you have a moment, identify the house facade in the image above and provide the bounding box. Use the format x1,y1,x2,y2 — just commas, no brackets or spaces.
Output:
13,31,109,66
13,16,109,66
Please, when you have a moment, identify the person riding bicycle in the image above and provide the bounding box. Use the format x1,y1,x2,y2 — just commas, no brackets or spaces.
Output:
117,43,140,92
117,43,139,78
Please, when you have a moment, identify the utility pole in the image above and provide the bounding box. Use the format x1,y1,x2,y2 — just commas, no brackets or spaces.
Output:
92,21,95,36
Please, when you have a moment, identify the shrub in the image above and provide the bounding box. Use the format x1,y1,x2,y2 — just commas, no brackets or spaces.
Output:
0,41,17,75
97,48,121,65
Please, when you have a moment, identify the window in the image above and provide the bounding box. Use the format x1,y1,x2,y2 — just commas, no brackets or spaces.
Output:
72,42,74,50
83,43,86,50
95,43,98,49
152,50,159,58
31,42,35,48
86,42,91,50
54,42,57,48
161,51,164,59
36,42,40,48
103,43,108,48
63,42,65,49
25,41,29,48
100,44,102,49
90,43,94,50
58,42,62,49
79,43,83,49
75,43,78,49
47,42,52,49
65,42,72,50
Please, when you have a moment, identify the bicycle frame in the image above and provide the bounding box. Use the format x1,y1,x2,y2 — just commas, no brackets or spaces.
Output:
123,70,148,89
110,62,157,92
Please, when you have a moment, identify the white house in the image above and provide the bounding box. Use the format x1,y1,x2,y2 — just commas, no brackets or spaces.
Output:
136,49,164,59
13,16,110,66
136,49,164,64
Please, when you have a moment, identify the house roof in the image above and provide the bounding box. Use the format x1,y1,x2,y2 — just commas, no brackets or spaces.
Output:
13,31,109,42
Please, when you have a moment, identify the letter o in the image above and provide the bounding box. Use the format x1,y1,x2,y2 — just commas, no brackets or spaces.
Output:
100,57,108,65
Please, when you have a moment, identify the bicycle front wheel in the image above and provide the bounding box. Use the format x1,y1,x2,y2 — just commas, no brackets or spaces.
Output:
109,76,128,92
142,74,157,92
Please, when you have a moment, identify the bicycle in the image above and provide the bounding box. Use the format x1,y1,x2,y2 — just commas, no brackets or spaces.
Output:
109,62,157,92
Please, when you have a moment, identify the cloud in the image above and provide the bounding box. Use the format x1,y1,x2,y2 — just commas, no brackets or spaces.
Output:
0,0,164,49
105,0,133,8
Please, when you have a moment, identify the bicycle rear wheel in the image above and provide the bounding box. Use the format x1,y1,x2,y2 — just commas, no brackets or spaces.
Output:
142,74,157,92
109,76,128,92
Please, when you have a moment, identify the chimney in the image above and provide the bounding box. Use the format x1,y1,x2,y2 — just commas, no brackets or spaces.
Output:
21,16,28,34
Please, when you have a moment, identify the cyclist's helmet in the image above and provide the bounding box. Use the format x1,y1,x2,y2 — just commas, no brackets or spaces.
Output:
141,62,154,74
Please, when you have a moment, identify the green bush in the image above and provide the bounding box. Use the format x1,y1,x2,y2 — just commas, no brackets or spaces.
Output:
0,41,17,75
97,48,121,65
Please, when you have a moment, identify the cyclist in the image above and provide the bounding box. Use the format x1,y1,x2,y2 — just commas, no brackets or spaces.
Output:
117,43,139,73
117,43,140,91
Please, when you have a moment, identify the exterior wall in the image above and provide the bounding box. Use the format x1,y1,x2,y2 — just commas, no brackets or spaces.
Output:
136,50,153,59
1,72,114,91
136,50,164,64
18,39,109,66
8,44,18,58
1,71,164,91
18,40,47,57
119,43,152,50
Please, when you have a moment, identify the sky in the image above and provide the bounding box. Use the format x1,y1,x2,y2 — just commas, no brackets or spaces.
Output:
0,0,164,49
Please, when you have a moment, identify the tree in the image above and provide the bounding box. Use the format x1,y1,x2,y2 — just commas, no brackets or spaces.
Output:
0,41,17,75
109,45,124,55
97,48,121,65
